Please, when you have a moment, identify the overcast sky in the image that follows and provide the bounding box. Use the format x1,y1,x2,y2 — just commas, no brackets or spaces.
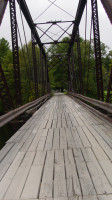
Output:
0,0,112,51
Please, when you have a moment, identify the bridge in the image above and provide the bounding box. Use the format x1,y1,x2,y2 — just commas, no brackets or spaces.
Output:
0,0,112,200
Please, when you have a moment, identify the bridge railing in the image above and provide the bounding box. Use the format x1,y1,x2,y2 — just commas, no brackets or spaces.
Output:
0,94,51,127
68,92,112,115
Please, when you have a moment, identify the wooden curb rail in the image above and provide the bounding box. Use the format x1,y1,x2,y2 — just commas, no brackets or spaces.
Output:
68,92,112,114
0,94,51,127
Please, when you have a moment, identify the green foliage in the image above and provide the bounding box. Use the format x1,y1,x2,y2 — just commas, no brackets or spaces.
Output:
48,37,69,91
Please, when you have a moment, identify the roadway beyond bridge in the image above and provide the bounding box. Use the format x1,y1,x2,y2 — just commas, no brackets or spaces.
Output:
0,94,112,200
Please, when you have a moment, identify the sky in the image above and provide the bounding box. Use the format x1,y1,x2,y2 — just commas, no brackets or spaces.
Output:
0,0,112,51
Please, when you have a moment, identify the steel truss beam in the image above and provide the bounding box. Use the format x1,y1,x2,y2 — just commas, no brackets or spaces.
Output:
91,0,104,101
9,0,22,106
0,0,8,25
106,68,112,103
32,33,39,98
76,29,83,94
35,20,74,25
0,63,14,112
100,0,112,24
68,0,87,55
16,0,46,58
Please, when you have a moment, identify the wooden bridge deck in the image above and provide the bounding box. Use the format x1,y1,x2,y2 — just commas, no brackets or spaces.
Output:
0,94,112,200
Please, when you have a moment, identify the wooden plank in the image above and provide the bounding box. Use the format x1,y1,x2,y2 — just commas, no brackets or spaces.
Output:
28,128,43,151
45,151,54,166
81,196,98,200
73,149,96,196
33,151,46,166
0,143,14,163
37,129,48,151
71,127,83,148
0,152,25,199
98,194,112,200
54,164,67,198
0,142,23,181
57,119,62,128
92,147,109,161
86,124,112,160
4,166,30,199
76,127,91,147
39,165,53,198
44,129,54,150
20,130,37,152
60,128,67,149
21,166,43,199
21,151,35,167
55,150,64,165
93,125,112,148
53,128,60,150
65,128,76,149
62,117,67,128
82,126,100,148
46,119,53,129
52,119,57,128
99,160,112,186
64,149,81,196
82,148,112,194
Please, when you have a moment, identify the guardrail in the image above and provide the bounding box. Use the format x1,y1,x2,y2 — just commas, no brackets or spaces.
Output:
68,92,112,114
0,94,51,127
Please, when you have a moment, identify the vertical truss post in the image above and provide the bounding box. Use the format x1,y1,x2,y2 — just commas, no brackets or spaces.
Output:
71,47,77,93
45,59,48,94
91,0,104,101
0,63,14,112
40,46,45,96
9,0,22,106
68,55,72,92
77,29,84,94
32,33,39,98
47,65,50,93
106,68,112,103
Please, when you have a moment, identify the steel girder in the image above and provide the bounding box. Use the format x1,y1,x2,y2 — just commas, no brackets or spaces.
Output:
9,0,22,106
32,33,39,98
68,0,87,55
106,68,112,103
76,29,84,94
100,0,112,24
16,0,46,58
91,0,104,101
0,0,8,25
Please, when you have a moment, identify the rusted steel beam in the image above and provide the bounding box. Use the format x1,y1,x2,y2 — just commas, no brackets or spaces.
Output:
76,29,84,94
32,33,39,98
9,0,22,106
100,0,112,24
0,94,51,127
91,0,104,101
68,92,112,114
106,68,112,103
0,0,8,25
16,0,46,58
68,0,87,55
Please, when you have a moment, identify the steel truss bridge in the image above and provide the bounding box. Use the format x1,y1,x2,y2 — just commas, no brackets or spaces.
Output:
0,1,112,200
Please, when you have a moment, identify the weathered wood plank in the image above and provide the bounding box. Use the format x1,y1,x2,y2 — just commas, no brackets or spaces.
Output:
21,166,43,199
0,152,25,199
44,129,54,150
53,129,60,150
73,149,96,196
82,148,112,194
